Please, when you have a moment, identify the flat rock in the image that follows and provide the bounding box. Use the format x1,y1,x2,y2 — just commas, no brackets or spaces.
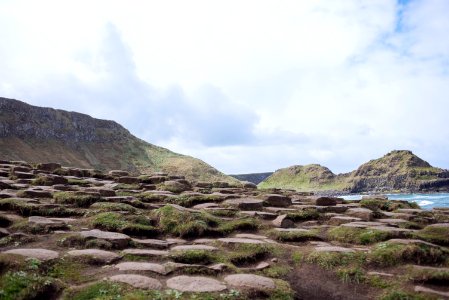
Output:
414,285,449,298
314,246,355,253
224,198,264,210
240,211,278,220
218,237,266,245
108,274,162,290
262,194,292,207
346,208,374,221
166,275,226,292
122,249,169,257
170,245,217,251
132,238,169,249
328,216,362,226
66,249,119,264
3,248,59,261
224,274,276,291
388,239,441,248
79,229,130,248
115,262,167,274
235,233,269,240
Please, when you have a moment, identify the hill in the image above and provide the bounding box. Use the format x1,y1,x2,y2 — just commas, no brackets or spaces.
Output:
229,172,273,184
0,97,238,183
259,151,449,193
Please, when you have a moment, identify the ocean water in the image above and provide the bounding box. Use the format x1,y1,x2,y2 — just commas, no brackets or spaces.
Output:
342,193,449,210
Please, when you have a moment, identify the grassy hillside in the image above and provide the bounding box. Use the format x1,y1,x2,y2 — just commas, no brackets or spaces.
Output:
0,97,238,183
259,151,449,193
258,164,348,191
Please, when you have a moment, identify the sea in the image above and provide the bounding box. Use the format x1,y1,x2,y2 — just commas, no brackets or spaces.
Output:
341,193,449,210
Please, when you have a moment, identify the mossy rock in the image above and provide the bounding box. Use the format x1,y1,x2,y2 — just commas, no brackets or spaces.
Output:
414,224,449,246
53,192,100,207
269,229,321,242
0,271,61,300
89,202,137,213
92,212,158,237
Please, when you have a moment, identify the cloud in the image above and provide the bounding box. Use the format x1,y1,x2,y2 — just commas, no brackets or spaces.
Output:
1,0,449,174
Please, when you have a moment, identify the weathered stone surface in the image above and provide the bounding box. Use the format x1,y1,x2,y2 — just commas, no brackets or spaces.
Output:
108,274,162,290
224,198,264,210
132,238,169,249
314,246,355,253
36,162,61,172
414,285,449,298
171,245,217,251
312,197,339,206
240,211,278,220
166,276,226,292
328,216,362,225
122,249,169,258
3,248,59,261
117,176,140,184
19,189,52,198
115,262,167,274
79,229,130,248
224,274,276,291
218,237,266,244
108,170,129,177
234,233,269,240
346,207,374,221
272,214,295,228
66,249,119,264
262,194,292,207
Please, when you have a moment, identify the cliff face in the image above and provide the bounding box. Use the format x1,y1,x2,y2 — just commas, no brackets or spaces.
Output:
0,97,238,183
258,151,449,193
229,172,273,184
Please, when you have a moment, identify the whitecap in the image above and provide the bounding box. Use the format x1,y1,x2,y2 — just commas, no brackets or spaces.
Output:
418,200,434,206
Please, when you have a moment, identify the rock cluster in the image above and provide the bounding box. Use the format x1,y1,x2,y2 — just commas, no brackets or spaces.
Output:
0,159,448,299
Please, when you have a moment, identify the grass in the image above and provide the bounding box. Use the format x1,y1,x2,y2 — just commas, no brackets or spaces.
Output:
407,266,449,284
368,241,449,267
48,259,87,284
224,243,278,267
291,252,304,265
67,178,90,186
380,290,431,300
360,199,419,212
169,250,214,265
166,193,224,208
336,266,365,284
113,183,140,190
53,191,100,207
306,251,366,270
414,225,449,246
0,271,60,300
92,212,158,237
269,229,320,242
89,202,137,213
328,226,391,245
286,208,320,221
0,198,82,217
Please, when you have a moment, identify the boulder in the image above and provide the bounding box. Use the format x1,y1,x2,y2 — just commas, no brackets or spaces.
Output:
262,194,292,207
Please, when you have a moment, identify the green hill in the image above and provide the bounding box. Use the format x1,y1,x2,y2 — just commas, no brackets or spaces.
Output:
259,151,449,193
0,97,238,183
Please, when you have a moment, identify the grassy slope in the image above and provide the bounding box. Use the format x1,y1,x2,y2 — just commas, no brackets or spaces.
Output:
258,151,448,192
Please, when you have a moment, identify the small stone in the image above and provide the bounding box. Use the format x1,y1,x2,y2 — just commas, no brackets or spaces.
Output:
272,214,295,228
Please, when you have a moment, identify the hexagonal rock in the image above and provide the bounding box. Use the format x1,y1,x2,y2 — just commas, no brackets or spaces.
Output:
166,276,226,292
79,229,131,248
117,176,140,184
224,198,264,210
224,274,276,292
66,249,120,264
262,194,292,207
20,189,52,198
312,197,340,206
36,162,61,172
234,233,269,240
170,245,217,251
314,246,355,253
217,237,266,245
328,216,362,226
122,249,169,258
346,208,374,221
272,214,295,228
108,274,162,290
3,248,59,261
132,238,169,249
115,262,167,275
108,170,130,177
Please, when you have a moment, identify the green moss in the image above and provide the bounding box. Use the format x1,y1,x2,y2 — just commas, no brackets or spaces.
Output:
113,183,140,190
0,271,60,300
67,178,90,186
269,229,320,242
414,225,449,246
166,194,224,208
169,250,214,265
408,266,449,284
224,244,277,267
92,212,158,237
48,260,87,284
31,176,54,186
62,281,124,300
291,252,304,265
0,198,81,217
270,279,295,300
135,192,171,203
215,217,259,235
53,192,100,207
328,226,391,245
368,241,449,267
260,264,291,278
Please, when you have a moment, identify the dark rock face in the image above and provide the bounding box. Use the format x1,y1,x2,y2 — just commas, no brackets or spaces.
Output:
0,97,130,143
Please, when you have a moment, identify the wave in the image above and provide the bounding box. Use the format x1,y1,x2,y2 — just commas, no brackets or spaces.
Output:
417,200,434,206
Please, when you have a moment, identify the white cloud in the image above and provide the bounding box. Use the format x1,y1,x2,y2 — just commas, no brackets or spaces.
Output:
1,0,449,174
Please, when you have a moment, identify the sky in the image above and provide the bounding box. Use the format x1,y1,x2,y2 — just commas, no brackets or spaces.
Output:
1,0,449,174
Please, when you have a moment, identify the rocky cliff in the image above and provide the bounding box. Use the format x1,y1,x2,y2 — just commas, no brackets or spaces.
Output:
259,151,449,193
0,97,238,183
